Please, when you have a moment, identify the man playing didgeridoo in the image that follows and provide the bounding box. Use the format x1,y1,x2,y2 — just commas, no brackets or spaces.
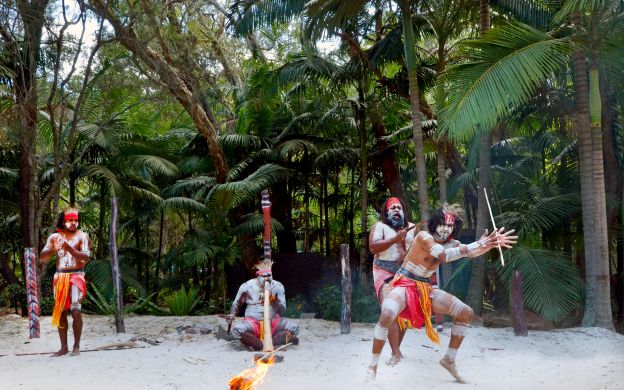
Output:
225,259,300,351
40,207,91,356
368,197,416,365
367,204,517,382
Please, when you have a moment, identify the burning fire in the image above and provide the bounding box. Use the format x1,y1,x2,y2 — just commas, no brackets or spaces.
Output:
229,356,275,390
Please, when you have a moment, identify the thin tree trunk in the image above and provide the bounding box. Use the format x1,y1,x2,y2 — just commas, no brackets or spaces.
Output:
324,172,330,255
466,134,492,314
466,0,492,316
96,179,107,259
154,210,164,294
357,83,369,287
399,0,429,220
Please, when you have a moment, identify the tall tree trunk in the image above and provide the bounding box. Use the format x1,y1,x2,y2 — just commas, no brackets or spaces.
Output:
466,135,492,314
324,172,330,255
357,83,369,287
399,0,429,220
584,66,613,329
304,151,311,252
370,108,408,209
154,210,164,294
466,0,491,315
96,179,107,259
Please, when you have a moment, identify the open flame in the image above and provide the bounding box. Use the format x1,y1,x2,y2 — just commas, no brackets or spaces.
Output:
229,356,275,390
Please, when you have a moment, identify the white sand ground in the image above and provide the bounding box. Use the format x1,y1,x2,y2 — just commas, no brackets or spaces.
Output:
0,314,623,390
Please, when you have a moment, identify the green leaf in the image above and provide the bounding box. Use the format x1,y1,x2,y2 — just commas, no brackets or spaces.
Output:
499,246,582,322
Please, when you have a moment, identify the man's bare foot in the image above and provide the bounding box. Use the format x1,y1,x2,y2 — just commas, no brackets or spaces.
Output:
365,365,377,382
70,346,80,356
386,352,404,366
51,348,69,357
439,357,466,383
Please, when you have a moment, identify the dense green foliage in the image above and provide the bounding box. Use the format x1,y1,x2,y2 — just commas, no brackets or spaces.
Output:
0,0,623,329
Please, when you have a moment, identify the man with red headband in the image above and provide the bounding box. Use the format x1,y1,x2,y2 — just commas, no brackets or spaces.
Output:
367,204,517,382
368,197,416,366
224,260,299,351
40,207,91,356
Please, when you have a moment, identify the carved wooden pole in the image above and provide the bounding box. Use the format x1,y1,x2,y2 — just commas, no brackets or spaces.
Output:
512,270,528,336
340,244,352,334
24,248,40,338
110,197,125,333
261,190,274,352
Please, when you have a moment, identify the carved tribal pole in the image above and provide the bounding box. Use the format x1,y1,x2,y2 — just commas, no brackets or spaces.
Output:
24,247,40,338
261,190,274,352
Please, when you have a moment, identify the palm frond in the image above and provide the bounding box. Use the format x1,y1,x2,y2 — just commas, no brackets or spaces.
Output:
207,164,291,211
0,167,17,180
166,176,216,197
499,192,581,238
231,213,284,236
491,0,556,28
158,197,209,214
127,155,179,177
229,0,307,36
439,22,573,141
84,165,123,194
499,246,582,322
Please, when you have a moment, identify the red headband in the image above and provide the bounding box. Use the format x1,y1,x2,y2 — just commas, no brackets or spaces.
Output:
256,269,272,276
443,212,455,225
385,197,401,211
64,212,79,221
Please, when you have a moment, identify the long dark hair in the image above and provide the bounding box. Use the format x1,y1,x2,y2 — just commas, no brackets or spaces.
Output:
380,197,410,228
428,207,462,240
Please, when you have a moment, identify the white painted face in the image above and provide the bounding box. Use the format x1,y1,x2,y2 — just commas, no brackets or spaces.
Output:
435,223,453,242
386,203,405,229
257,272,272,284
64,217,79,232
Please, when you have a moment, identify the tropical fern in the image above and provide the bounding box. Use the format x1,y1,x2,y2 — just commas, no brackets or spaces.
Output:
499,246,582,322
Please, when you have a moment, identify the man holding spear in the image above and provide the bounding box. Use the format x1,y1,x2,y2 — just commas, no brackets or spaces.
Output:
40,207,91,356
367,204,517,382
224,190,299,351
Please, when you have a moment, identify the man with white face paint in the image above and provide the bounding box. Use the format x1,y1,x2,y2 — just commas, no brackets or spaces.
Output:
224,260,299,351
40,207,91,356
369,197,416,366
367,204,517,382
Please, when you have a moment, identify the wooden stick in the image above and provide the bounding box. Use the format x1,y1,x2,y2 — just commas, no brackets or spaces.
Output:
260,190,274,352
0,341,146,357
483,188,505,266
254,343,292,363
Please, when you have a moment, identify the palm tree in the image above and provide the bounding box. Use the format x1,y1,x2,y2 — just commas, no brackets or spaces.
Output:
438,0,623,328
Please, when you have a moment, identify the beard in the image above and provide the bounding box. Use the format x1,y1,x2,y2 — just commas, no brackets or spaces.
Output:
386,210,404,230
433,226,452,242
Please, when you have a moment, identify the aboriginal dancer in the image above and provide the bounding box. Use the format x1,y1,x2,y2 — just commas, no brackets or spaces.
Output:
40,207,91,356
368,204,517,382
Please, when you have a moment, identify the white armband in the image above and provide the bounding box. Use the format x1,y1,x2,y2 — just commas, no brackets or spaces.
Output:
430,244,465,263
430,244,444,258
443,246,464,262
466,237,488,252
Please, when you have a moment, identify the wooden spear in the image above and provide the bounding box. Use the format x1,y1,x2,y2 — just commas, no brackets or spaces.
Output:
483,188,505,266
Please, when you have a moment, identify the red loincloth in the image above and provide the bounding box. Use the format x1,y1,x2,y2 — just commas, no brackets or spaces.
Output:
243,316,282,340
391,275,440,344
52,273,87,328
